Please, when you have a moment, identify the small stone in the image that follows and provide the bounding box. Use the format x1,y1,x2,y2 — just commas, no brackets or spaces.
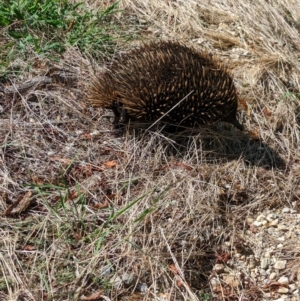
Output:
274,260,287,270
270,219,279,227
248,258,258,269
253,221,264,227
277,243,284,248
91,130,100,136
264,252,271,258
224,266,231,273
136,283,148,294
122,273,136,287
267,213,277,221
278,224,288,231
210,278,220,289
213,264,225,273
277,287,289,294
285,232,292,239
289,283,297,291
100,265,112,277
111,275,122,288
256,214,266,221
230,53,239,60
282,207,290,213
277,236,285,241
223,275,239,288
261,258,270,269
260,269,267,276
269,272,277,280
278,276,289,285
247,217,254,224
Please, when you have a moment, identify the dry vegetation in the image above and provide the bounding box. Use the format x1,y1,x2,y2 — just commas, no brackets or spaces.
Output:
1,0,300,300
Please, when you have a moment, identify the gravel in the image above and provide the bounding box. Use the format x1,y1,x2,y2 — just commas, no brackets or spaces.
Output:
210,207,300,300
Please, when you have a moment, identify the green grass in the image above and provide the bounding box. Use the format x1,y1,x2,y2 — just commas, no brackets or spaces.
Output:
0,0,131,76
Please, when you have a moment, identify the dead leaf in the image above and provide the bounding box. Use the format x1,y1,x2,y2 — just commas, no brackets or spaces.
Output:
49,156,72,165
239,98,249,112
263,107,272,117
23,245,35,251
261,281,288,292
223,274,239,288
176,278,185,288
31,176,44,185
249,130,260,140
65,20,75,33
175,162,193,171
169,264,179,275
4,191,32,216
102,160,117,168
74,232,82,241
92,200,109,209
69,191,79,200
82,133,92,140
215,250,231,263
80,292,103,301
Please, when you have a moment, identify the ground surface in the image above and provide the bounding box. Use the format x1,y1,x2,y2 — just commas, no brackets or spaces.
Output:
1,0,300,300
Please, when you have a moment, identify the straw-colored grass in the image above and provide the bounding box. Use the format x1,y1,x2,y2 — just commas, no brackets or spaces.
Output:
1,0,300,300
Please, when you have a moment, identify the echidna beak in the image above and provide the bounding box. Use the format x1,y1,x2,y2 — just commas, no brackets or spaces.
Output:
231,118,244,131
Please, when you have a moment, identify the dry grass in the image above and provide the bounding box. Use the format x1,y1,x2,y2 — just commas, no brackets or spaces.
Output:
1,0,300,300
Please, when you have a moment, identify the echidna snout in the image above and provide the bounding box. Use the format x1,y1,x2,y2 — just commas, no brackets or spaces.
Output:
88,41,243,132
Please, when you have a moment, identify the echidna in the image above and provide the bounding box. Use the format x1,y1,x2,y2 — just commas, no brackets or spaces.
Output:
88,41,243,132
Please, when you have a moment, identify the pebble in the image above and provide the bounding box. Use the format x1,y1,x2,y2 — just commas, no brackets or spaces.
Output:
136,283,148,294
253,221,264,227
277,287,289,294
256,214,266,221
261,258,270,269
278,224,288,231
278,276,289,285
100,265,112,277
247,217,254,223
210,278,220,289
267,213,277,221
264,251,272,258
282,207,290,213
274,260,287,270
270,219,279,227
213,264,225,273
269,272,277,280
122,273,136,287
223,274,239,287
260,269,267,276
111,275,122,288
289,283,297,291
